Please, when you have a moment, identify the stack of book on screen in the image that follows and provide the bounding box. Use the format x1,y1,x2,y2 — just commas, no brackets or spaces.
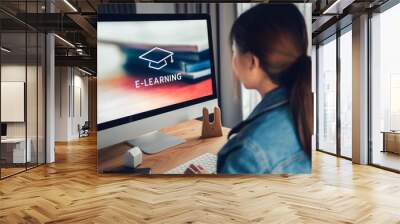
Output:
116,41,211,82
167,47,211,81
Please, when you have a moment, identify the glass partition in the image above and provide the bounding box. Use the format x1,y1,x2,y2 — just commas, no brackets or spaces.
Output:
38,32,45,165
37,0,46,166
0,1,46,179
317,36,337,155
27,31,38,169
1,30,28,177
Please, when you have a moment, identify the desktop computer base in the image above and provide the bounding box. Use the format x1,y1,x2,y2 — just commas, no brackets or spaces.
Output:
126,131,186,154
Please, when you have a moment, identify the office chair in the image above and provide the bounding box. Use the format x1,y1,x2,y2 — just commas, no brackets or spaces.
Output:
78,121,90,138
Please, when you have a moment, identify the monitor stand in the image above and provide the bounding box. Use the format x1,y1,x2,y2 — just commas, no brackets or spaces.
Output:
126,131,186,154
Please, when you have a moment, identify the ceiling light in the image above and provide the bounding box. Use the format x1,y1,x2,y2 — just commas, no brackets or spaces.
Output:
322,0,355,15
1,47,11,53
78,67,93,76
322,0,340,14
63,0,78,12
54,34,75,48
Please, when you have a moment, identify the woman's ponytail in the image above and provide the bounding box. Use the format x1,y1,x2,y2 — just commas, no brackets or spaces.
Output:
280,55,312,155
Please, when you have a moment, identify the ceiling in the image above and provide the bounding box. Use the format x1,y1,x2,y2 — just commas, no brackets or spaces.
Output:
0,0,392,74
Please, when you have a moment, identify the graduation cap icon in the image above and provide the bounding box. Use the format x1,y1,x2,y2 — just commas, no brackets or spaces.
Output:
138,47,174,70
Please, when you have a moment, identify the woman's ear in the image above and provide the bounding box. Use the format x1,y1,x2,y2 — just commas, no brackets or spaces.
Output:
240,53,257,71
250,54,261,71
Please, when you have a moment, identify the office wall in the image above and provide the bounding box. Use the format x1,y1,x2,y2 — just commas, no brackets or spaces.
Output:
72,73,89,138
55,67,69,141
55,67,89,141
0,65,38,138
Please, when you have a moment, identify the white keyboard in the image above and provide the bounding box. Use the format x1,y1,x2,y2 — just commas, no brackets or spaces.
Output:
165,153,217,174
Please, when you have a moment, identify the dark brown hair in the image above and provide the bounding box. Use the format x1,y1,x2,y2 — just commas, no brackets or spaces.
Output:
230,4,313,155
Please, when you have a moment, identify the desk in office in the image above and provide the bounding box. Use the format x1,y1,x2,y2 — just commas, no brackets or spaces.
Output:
98,120,229,174
1,138,32,164
381,131,400,154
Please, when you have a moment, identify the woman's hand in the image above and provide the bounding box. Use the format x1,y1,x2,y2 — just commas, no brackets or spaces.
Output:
184,164,209,174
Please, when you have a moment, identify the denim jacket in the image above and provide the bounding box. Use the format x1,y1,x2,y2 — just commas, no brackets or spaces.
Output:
217,87,311,174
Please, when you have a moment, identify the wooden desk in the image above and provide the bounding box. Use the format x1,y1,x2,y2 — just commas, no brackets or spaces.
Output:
382,131,400,154
98,120,229,174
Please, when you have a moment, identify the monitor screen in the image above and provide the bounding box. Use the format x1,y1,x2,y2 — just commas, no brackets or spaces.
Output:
97,14,217,130
1,123,7,137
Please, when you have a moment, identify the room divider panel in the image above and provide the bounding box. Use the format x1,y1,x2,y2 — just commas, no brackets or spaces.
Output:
0,0,47,179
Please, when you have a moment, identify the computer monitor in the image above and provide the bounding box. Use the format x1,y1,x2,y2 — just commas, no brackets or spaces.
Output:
97,14,218,153
1,123,7,138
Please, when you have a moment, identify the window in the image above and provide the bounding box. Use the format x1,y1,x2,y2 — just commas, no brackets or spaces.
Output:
339,28,352,158
316,24,353,159
370,2,400,171
317,36,337,154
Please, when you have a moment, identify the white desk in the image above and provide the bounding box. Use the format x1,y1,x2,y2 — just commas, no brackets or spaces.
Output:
1,138,31,163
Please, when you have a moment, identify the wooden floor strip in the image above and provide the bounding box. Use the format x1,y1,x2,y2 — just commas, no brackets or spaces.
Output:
0,135,400,223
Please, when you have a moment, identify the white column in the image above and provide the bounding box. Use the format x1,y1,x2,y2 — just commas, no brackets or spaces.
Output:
45,1,56,163
46,33,55,163
352,14,369,164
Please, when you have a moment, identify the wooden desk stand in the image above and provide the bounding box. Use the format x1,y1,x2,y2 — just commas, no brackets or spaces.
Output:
201,107,223,139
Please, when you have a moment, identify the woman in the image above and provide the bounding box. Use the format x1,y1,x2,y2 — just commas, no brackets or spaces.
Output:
187,4,312,174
